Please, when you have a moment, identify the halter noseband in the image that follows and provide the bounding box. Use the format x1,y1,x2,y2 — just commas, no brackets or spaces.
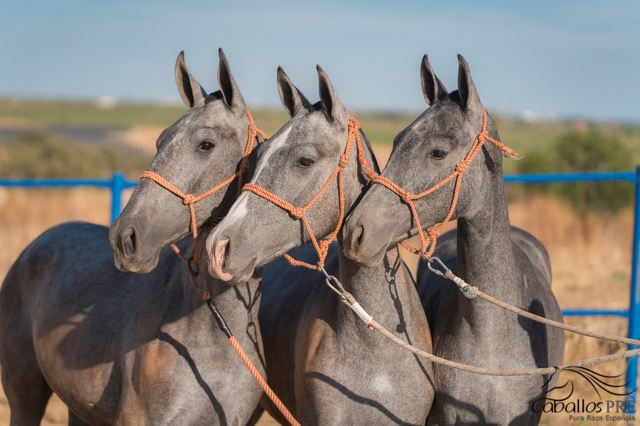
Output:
139,110,265,267
370,107,518,258
242,116,376,271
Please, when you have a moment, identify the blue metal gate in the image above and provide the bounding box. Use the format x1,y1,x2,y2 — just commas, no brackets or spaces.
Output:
1,167,639,392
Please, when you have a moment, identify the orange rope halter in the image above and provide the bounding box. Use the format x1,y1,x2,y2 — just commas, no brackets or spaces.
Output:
371,107,518,258
140,110,265,267
141,112,301,425
243,116,376,271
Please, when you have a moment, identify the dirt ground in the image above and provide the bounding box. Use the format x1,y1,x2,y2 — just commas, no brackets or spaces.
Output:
0,388,280,425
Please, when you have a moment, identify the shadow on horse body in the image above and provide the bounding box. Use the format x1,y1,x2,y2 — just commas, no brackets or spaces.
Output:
343,55,564,425
0,50,266,425
207,66,435,425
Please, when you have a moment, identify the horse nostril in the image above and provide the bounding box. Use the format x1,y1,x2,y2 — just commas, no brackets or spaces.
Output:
121,227,138,259
215,238,229,269
207,237,234,281
353,225,365,250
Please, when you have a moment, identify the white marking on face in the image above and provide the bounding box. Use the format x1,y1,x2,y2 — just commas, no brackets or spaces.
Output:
223,191,249,227
252,126,292,180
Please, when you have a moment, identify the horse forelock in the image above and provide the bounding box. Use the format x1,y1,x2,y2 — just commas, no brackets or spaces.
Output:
205,90,224,104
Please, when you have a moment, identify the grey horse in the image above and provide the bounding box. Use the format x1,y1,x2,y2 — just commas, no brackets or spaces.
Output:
343,54,565,425
206,66,435,425
0,50,266,425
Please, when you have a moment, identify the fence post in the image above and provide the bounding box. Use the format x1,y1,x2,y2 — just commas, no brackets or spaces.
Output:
110,171,126,223
626,165,640,398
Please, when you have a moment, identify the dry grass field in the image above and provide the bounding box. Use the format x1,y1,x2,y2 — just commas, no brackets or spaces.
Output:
0,136,636,424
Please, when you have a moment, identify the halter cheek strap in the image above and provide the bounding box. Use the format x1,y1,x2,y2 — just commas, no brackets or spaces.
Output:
371,107,518,258
243,116,376,271
139,110,265,267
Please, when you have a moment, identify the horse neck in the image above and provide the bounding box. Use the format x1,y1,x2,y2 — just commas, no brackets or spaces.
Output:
334,130,420,326
204,273,262,334
455,169,522,315
336,245,424,332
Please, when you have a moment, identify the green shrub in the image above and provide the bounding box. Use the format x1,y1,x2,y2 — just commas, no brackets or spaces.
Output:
0,130,151,179
516,131,634,215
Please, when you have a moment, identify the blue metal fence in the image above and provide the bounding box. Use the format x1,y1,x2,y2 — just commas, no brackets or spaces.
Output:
506,167,640,395
1,167,639,392
0,172,137,222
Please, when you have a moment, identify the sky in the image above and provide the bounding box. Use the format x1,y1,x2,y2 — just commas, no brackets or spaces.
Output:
1,0,640,122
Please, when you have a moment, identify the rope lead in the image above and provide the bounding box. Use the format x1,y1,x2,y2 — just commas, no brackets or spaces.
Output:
320,264,374,326
322,264,640,377
427,256,640,348
426,256,478,298
206,298,233,339
205,297,300,426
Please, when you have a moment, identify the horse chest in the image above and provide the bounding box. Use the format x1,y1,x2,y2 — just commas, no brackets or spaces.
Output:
296,311,432,424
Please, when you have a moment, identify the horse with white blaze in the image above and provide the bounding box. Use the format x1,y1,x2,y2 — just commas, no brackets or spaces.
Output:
207,65,435,425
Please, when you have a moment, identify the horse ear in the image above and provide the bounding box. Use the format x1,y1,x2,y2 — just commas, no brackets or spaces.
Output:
420,54,447,106
174,51,207,108
218,48,247,114
456,54,481,111
277,67,311,117
317,65,348,125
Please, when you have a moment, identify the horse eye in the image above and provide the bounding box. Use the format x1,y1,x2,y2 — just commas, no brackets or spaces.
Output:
430,148,448,160
198,141,215,152
296,157,315,168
